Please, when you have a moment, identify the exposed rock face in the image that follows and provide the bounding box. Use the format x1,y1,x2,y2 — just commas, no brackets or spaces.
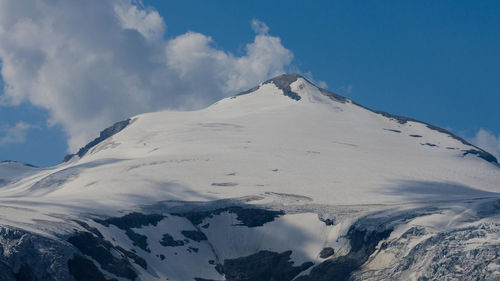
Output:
94,212,165,252
0,226,74,281
176,207,284,227
67,255,118,281
124,229,150,252
319,247,334,259
63,118,131,162
67,231,137,280
0,263,16,281
95,212,165,229
351,223,500,281
263,74,302,101
462,149,498,164
181,230,207,242
0,202,498,281
296,227,393,281
221,250,313,281
159,234,184,247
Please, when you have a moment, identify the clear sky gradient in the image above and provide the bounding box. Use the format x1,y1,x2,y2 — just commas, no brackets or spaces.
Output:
0,0,499,166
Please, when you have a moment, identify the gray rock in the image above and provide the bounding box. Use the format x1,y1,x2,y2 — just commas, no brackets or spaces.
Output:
175,206,284,228
67,231,137,280
67,255,118,281
159,234,184,247
181,230,207,242
222,250,313,281
319,247,334,259
0,226,74,281
63,119,131,162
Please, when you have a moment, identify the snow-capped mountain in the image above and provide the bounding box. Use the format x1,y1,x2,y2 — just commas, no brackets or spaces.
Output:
0,74,498,281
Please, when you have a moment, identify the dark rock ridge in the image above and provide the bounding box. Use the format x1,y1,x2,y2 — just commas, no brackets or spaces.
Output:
67,255,118,281
174,206,284,227
73,220,104,238
73,220,148,270
67,231,138,280
0,224,140,281
263,74,302,101
94,212,165,253
0,226,74,281
236,74,302,100
159,233,185,247
0,263,16,281
94,212,164,229
421,143,438,147
14,264,39,281
125,229,150,252
353,102,499,165
383,128,401,133
235,74,301,101
181,230,207,242
317,87,349,104
236,74,348,104
319,247,335,259
115,245,148,270
462,149,498,164
63,118,131,162
221,250,313,281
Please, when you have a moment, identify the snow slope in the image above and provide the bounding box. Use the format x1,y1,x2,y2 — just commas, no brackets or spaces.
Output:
0,160,39,187
0,74,498,281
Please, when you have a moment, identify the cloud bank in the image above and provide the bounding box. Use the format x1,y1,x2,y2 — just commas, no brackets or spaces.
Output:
0,122,34,145
0,0,294,151
471,128,500,161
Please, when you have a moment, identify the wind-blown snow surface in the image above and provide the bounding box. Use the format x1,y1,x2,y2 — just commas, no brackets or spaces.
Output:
0,75,499,280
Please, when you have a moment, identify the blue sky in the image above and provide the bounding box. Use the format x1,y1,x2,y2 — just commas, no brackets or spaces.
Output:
0,0,499,167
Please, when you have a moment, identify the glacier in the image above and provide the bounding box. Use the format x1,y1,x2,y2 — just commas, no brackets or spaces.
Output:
0,74,498,280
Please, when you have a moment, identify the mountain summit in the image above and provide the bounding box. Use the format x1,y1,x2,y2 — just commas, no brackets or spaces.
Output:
0,74,499,280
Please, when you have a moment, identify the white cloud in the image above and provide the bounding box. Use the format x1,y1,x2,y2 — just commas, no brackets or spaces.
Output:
165,31,293,107
114,0,165,41
0,122,34,145
0,0,295,151
251,19,269,35
471,128,500,160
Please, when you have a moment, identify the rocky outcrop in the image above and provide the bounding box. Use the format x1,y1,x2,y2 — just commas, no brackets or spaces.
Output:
221,250,313,281
159,234,184,247
0,226,73,281
181,230,207,242
67,255,118,281
67,231,137,280
63,119,131,162
296,227,393,281
175,207,284,227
